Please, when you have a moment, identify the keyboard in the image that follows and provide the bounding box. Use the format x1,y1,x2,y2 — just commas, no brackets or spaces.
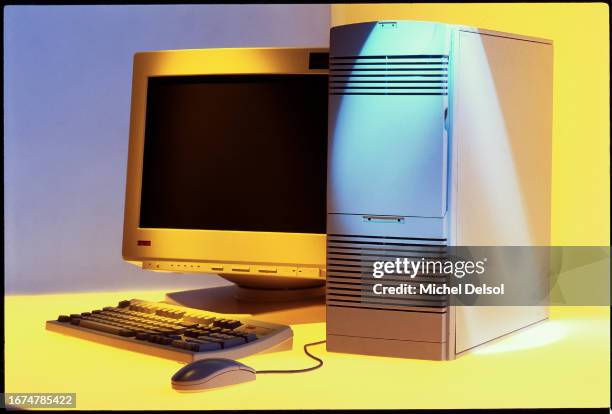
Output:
46,299,293,362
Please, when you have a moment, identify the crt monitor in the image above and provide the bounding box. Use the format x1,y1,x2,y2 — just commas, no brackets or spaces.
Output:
122,48,328,296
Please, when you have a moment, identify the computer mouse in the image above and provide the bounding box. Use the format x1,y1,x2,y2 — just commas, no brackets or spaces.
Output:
171,358,256,391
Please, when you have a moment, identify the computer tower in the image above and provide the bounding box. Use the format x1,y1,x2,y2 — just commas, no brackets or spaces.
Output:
326,21,552,360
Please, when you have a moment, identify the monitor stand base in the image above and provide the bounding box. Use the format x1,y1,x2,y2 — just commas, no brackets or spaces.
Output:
234,285,325,302
164,284,325,325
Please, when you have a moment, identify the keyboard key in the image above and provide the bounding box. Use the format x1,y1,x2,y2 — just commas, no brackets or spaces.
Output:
152,336,168,345
185,315,215,325
80,319,136,337
113,308,129,314
199,335,245,349
192,340,222,352
167,311,185,319
131,304,156,314
193,335,223,344
57,315,70,322
155,309,177,318
225,320,242,329
135,332,149,340
185,338,223,351
118,300,131,308
171,340,189,349
222,337,246,348
234,332,258,342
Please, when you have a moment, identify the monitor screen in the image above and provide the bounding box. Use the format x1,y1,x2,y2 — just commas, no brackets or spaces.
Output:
139,74,328,234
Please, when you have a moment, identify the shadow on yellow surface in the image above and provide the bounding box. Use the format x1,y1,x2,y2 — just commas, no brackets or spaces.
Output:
165,285,325,325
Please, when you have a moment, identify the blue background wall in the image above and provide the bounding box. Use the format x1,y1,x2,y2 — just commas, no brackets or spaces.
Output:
4,5,330,293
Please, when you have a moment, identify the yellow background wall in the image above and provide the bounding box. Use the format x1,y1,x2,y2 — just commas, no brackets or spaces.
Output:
331,3,610,246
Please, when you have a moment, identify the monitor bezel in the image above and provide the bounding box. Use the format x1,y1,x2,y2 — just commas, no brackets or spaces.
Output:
122,48,328,280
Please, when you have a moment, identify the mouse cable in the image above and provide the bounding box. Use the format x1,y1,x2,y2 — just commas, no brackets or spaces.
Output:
255,339,326,374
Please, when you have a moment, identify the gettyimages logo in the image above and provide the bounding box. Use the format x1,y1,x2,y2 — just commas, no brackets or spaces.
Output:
372,257,487,279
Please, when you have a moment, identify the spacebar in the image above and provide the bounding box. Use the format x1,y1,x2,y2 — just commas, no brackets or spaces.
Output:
80,320,135,337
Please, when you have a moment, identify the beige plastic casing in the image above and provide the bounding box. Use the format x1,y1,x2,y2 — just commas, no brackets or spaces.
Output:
122,48,328,287
326,23,553,360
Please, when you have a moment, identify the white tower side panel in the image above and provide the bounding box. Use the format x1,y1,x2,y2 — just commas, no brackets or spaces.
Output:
452,31,553,353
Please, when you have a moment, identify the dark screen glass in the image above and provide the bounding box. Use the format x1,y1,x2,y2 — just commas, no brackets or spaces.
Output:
139,75,327,233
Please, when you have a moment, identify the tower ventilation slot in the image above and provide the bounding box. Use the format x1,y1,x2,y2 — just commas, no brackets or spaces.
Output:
329,55,449,96
327,234,449,312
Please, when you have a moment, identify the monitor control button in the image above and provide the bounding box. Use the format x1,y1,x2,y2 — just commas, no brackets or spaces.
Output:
297,267,320,277
231,266,251,272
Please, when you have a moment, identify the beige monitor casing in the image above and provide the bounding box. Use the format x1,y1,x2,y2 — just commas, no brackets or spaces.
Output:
122,48,328,289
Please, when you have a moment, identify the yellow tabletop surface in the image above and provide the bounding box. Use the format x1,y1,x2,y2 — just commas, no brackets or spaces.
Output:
4,289,610,410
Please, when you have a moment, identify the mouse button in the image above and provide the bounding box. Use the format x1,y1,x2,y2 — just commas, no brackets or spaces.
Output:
172,359,235,382
204,368,256,390
237,364,256,374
